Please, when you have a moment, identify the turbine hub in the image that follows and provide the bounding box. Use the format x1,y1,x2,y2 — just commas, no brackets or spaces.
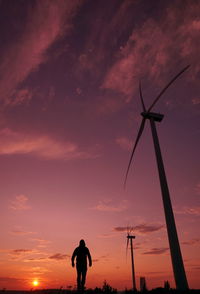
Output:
141,112,164,122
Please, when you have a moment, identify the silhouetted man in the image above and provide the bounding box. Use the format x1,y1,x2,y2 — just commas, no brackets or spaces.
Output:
71,239,92,291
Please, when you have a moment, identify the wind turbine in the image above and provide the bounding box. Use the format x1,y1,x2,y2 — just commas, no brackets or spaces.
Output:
124,66,190,290
126,227,137,292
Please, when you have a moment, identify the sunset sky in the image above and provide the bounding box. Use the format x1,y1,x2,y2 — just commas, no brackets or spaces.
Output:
0,0,199,291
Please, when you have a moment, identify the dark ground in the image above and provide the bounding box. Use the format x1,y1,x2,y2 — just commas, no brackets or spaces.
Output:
1,289,200,294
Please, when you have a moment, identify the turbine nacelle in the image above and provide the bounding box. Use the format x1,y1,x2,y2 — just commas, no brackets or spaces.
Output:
127,235,135,239
141,112,164,122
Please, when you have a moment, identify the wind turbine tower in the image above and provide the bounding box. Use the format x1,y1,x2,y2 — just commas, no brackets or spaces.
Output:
126,229,137,291
124,66,190,290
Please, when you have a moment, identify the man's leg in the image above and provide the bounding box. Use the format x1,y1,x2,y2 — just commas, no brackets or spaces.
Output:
76,267,81,291
81,268,87,291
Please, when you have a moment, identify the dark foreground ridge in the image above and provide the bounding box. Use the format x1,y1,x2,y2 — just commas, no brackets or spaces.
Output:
1,289,200,294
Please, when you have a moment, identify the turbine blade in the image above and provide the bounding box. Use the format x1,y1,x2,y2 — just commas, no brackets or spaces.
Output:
148,65,190,112
124,118,146,188
139,81,146,112
126,237,129,260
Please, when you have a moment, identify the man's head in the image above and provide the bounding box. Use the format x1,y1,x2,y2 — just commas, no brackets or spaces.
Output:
79,239,85,247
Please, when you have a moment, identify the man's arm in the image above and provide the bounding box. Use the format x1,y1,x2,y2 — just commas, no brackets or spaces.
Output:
71,248,77,267
87,249,92,267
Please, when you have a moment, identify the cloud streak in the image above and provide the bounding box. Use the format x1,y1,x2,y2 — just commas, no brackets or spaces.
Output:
0,277,26,284
0,128,91,160
49,253,70,260
10,230,36,236
9,249,33,256
0,0,82,105
30,238,51,248
114,223,164,234
27,266,51,275
175,206,200,216
182,239,200,246
92,200,127,212
24,253,70,263
143,247,169,255
7,247,69,263
115,137,132,151
10,195,31,211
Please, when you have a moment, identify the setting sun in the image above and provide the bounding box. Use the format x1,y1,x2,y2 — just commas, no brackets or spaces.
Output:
32,279,39,287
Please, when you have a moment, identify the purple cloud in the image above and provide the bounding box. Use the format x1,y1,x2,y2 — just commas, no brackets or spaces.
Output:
182,239,200,246
102,2,199,104
114,223,164,234
0,0,82,105
143,247,169,255
9,249,33,256
49,253,70,260
0,277,25,282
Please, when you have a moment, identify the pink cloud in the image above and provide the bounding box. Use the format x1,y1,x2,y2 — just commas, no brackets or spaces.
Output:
95,94,126,114
92,199,127,212
10,195,31,211
101,2,200,103
0,0,82,105
0,128,91,160
9,88,33,106
175,206,200,216
192,98,200,105
101,19,170,101
10,230,36,236
30,238,51,248
77,1,137,75
195,182,200,195
27,266,51,275
115,137,132,151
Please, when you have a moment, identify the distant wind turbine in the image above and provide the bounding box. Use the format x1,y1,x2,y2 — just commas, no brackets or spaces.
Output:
126,227,137,292
124,65,190,290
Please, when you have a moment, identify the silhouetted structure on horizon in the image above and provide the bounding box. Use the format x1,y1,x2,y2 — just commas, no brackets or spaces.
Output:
164,280,171,291
140,277,147,292
71,239,92,292
126,228,137,291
